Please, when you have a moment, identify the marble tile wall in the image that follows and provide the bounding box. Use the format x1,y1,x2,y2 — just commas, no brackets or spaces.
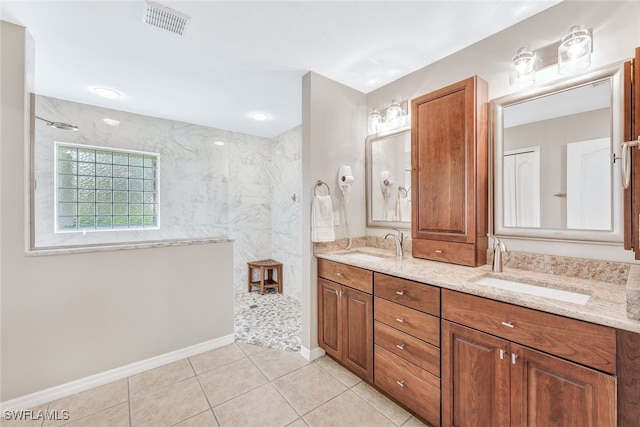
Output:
270,127,302,301
34,96,303,300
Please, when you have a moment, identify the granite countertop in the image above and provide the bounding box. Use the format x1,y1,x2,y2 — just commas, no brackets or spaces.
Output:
316,247,640,334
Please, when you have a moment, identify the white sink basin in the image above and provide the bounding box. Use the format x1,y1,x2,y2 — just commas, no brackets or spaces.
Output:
474,276,591,305
342,252,388,262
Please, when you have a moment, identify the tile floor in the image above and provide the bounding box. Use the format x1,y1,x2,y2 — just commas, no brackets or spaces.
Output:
3,342,428,427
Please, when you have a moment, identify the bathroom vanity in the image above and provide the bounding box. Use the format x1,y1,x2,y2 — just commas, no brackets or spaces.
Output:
316,251,640,427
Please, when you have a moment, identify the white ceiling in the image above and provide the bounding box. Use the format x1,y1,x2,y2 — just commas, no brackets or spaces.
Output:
1,0,562,138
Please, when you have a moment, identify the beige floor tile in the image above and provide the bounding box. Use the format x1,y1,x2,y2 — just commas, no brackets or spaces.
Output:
130,377,209,427
198,358,268,407
44,379,128,427
213,383,298,427
189,343,246,374
303,390,395,427
236,341,268,356
314,356,362,388
250,348,310,381
172,410,219,427
286,419,308,427
129,358,194,399
59,402,129,427
401,416,429,426
352,382,411,425
273,364,346,415
1,403,49,427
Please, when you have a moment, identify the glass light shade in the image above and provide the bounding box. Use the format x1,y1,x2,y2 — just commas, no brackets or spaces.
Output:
368,109,382,134
386,100,402,129
558,26,592,75
509,47,535,89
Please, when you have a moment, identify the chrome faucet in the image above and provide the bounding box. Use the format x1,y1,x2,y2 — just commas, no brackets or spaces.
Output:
384,229,404,257
489,234,507,272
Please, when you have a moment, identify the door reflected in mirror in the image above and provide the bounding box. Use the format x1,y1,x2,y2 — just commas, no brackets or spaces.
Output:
366,129,411,228
492,63,624,242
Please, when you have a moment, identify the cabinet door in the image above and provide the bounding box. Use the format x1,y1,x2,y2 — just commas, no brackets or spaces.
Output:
510,343,617,427
624,47,640,258
318,278,343,361
411,76,486,244
342,287,373,382
442,321,511,427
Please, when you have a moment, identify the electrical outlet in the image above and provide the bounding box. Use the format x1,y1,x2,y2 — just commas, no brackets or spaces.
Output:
333,211,340,226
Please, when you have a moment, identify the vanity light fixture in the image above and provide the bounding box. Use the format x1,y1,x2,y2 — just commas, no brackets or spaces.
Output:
93,87,121,99
558,26,592,74
509,26,593,88
510,47,536,89
367,100,408,135
249,112,271,121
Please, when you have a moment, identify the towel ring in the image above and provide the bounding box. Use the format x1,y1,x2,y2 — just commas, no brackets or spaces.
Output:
398,186,408,198
315,180,330,196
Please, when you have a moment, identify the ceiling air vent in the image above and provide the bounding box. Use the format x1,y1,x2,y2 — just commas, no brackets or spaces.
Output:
143,1,190,36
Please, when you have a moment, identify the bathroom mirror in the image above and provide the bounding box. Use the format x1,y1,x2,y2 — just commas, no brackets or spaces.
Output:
366,128,411,229
491,63,625,242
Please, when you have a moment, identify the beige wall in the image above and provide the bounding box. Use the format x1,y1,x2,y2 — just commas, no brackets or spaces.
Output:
301,72,366,355
366,0,640,261
1,21,234,401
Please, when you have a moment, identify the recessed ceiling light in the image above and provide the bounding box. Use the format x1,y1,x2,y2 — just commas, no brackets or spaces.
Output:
93,87,121,99
103,118,120,126
249,112,271,121
213,141,225,146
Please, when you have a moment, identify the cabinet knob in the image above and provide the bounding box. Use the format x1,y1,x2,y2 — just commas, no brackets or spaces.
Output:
396,343,406,350
395,318,405,323
501,321,514,328
395,290,405,296
396,380,405,387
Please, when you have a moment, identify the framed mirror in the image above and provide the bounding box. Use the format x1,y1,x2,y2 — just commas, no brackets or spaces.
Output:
366,128,411,229
491,63,625,242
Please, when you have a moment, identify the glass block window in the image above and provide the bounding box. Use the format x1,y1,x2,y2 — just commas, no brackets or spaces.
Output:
55,142,159,232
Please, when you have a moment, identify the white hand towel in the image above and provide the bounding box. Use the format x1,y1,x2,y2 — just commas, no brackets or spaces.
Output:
312,195,335,242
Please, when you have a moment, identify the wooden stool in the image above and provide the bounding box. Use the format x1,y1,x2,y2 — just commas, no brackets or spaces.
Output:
247,259,283,295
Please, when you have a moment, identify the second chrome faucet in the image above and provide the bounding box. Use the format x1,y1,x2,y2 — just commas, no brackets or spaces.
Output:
488,234,507,272
384,229,405,257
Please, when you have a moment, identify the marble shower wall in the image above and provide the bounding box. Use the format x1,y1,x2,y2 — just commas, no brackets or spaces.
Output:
34,95,302,300
270,126,302,301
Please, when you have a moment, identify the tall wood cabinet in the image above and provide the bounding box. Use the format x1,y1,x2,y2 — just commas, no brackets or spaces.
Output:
624,47,640,258
411,76,488,267
441,289,617,427
317,259,373,382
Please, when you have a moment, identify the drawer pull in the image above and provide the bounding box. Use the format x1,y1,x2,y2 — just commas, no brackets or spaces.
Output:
435,250,443,253
336,272,344,277
396,343,405,350
501,321,514,328
395,318,405,323
396,380,405,387
395,290,405,296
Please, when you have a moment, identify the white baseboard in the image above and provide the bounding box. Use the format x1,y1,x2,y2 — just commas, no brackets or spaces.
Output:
0,333,235,412
300,345,325,361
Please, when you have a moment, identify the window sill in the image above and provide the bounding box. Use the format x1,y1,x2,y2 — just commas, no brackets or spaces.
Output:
25,237,233,257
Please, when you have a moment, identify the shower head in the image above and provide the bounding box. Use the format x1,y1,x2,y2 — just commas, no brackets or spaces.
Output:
35,116,79,131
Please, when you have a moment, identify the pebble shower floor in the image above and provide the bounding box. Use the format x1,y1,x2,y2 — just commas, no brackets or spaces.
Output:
234,289,302,352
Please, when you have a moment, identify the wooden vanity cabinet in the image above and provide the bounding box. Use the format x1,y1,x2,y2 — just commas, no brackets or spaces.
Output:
317,259,373,382
442,289,617,427
411,76,488,267
373,273,441,426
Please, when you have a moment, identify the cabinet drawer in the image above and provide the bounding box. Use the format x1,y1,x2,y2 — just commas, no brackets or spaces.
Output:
374,321,440,376
374,273,440,316
375,346,441,427
442,289,616,374
318,259,372,294
412,239,481,267
374,297,440,346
